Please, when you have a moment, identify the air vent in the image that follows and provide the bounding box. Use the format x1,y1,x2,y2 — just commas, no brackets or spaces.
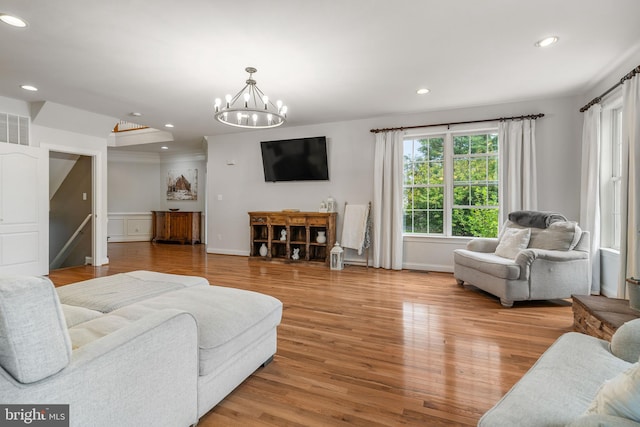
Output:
0,113,30,145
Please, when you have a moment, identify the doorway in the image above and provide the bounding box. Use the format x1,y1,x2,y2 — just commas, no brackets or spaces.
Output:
49,152,93,269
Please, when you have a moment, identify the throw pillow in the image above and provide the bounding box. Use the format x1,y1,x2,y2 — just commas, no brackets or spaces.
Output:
586,362,640,422
528,221,580,251
610,319,640,363
0,276,72,383
495,227,531,259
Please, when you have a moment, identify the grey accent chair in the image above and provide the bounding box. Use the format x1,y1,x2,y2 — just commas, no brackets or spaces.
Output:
453,219,591,307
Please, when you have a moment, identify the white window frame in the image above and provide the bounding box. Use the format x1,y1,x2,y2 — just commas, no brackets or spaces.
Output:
403,125,499,238
600,96,623,250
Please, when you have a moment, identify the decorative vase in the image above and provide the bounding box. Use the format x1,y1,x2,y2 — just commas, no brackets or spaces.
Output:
259,243,268,257
316,231,327,244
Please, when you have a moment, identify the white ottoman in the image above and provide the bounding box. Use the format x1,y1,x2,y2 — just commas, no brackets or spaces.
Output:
57,270,283,417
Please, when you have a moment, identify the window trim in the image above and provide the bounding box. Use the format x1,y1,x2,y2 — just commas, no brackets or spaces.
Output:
403,126,499,238
600,96,623,250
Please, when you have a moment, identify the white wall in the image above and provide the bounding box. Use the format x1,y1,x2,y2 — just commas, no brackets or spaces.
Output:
580,44,640,106
206,121,374,257
206,95,584,269
0,96,30,116
107,150,206,242
160,152,206,213
108,150,206,212
108,151,161,212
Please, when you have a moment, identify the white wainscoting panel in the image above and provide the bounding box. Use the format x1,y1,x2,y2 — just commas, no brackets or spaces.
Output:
108,212,152,242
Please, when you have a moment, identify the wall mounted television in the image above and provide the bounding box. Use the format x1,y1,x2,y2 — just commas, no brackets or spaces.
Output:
260,136,329,182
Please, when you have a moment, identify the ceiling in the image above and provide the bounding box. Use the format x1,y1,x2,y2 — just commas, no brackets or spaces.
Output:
1,0,640,152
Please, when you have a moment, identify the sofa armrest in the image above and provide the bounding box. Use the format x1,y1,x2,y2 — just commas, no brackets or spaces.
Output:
0,309,199,427
515,248,588,266
466,238,499,253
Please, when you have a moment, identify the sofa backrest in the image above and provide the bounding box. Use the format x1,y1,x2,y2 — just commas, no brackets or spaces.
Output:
500,220,583,251
0,276,72,383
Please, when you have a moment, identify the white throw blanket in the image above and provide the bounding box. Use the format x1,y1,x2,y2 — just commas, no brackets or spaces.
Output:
341,204,369,255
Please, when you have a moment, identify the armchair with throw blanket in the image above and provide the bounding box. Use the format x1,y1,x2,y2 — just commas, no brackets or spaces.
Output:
453,211,591,307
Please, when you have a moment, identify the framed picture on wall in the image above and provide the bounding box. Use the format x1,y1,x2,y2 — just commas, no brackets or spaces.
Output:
167,169,197,201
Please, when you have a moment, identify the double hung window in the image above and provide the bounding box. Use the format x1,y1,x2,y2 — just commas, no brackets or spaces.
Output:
403,130,499,238
601,104,623,250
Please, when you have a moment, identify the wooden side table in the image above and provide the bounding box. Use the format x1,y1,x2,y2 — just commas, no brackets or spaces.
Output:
572,294,640,341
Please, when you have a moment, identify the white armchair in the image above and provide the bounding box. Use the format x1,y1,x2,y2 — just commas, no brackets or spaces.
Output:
453,218,591,307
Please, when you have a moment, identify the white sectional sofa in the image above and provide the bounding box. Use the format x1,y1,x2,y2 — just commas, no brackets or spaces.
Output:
479,320,640,426
0,271,283,427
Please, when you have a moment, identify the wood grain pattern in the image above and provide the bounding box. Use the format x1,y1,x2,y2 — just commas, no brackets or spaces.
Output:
49,242,574,426
152,211,201,244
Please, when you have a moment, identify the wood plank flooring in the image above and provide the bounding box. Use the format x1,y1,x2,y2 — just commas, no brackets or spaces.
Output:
48,242,575,426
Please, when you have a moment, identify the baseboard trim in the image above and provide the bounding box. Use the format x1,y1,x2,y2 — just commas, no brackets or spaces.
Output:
207,248,250,257
402,262,453,273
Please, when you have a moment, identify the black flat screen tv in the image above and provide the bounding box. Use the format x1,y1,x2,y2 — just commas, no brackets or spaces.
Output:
260,136,329,182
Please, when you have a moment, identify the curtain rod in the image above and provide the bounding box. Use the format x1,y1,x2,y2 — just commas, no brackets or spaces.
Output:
579,64,640,113
369,113,544,134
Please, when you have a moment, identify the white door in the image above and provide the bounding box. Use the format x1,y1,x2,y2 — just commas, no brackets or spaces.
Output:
0,143,48,276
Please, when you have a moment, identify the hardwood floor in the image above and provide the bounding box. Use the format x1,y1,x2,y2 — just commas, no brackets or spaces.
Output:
49,242,575,426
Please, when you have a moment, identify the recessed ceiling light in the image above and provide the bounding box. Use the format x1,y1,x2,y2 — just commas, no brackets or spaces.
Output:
0,14,28,28
161,146,169,150
417,88,430,95
535,36,559,48
20,85,38,91
164,123,174,128
130,112,142,117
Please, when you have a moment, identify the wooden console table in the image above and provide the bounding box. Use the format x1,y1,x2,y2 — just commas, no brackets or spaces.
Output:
572,294,640,341
249,211,336,265
151,211,201,244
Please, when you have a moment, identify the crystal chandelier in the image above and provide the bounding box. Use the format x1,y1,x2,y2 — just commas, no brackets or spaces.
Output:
214,67,287,129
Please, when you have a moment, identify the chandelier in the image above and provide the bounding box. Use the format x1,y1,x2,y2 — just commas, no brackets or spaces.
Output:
214,67,287,129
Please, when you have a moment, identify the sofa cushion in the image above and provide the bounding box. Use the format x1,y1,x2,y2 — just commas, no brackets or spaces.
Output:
500,220,582,251
0,276,72,383
586,362,640,422
495,227,530,259
478,332,632,427
453,250,521,280
57,270,209,313
68,285,283,377
530,221,582,250
61,304,103,327
611,319,640,363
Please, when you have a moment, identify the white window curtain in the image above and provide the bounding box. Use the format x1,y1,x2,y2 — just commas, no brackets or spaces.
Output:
498,119,538,225
618,73,640,298
580,105,601,294
372,130,403,270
